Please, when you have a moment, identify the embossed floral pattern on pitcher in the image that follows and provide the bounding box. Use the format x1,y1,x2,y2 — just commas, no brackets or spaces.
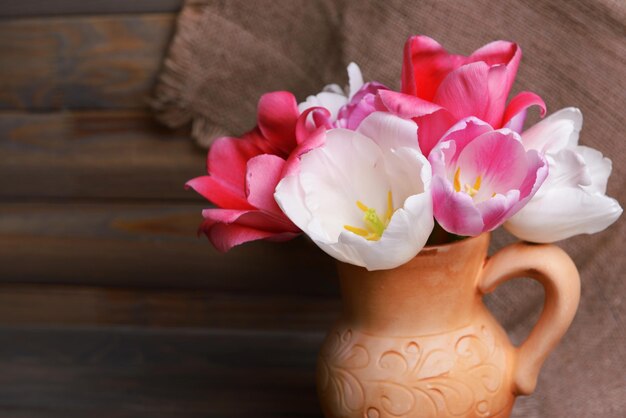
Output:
319,325,511,417
317,234,580,418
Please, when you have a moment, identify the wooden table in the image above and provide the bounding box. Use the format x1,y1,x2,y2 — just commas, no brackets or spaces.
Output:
0,2,339,416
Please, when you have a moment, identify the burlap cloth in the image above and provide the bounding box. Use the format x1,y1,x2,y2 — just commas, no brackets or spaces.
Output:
152,1,625,416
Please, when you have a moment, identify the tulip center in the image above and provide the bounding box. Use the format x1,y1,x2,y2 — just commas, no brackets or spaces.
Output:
344,191,395,241
454,167,482,198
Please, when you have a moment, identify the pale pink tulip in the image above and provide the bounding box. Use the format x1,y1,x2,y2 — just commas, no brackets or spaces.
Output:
429,118,548,236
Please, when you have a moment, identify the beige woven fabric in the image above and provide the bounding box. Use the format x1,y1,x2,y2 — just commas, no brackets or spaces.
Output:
152,1,626,416
151,0,343,147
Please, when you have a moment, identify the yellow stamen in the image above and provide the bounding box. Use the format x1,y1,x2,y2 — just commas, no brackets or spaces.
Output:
463,175,482,197
473,175,482,191
343,225,371,238
344,191,396,241
385,191,393,220
454,168,482,198
356,200,369,212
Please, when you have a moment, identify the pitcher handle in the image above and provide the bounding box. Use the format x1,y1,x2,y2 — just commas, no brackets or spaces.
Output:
478,242,580,396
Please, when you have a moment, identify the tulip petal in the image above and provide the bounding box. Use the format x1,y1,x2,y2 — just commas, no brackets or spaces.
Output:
485,64,509,124
283,125,326,178
199,208,249,226
505,187,623,243
542,148,591,190
274,175,315,238
338,82,386,130
413,110,457,157
576,145,611,194
504,109,527,133
469,40,519,66
401,35,462,100
434,62,492,124
205,222,298,252
428,139,455,178
186,176,253,210
384,147,431,204
521,107,581,154
377,90,445,119
376,90,455,156
401,192,435,248
199,207,300,252
298,91,347,121
477,190,520,231
296,107,331,144
357,112,419,151
516,149,549,201
257,91,299,155
339,94,377,130
502,91,547,130
245,154,286,214
206,136,263,194
455,130,528,195
431,175,484,236
469,40,520,99
201,208,297,232
347,62,364,100
437,117,494,167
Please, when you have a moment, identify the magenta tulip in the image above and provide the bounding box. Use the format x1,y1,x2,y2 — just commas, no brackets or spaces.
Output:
378,36,547,157
186,91,327,252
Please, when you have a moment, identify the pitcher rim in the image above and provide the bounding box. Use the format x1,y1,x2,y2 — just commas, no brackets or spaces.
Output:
420,231,490,253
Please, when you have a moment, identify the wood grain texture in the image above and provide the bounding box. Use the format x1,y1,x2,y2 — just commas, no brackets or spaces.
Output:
0,284,339,331
0,0,183,18
0,14,175,110
0,202,338,294
0,111,205,200
0,326,324,417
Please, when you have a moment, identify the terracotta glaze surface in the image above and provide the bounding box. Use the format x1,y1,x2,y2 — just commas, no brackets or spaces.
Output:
317,234,580,418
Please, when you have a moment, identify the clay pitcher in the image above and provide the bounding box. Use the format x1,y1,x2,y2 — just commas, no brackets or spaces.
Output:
317,233,580,418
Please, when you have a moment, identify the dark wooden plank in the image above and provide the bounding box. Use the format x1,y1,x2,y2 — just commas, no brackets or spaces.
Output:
0,111,205,200
0,326,324,417
0,0,183,18
0,284,339,331
0,202,338,294
0,14,175,110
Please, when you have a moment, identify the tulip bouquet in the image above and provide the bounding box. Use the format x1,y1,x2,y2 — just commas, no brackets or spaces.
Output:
187,36,622,271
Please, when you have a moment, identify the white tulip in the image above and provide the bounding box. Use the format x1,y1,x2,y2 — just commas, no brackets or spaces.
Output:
297,62,364,121
275,112,434,270
505,108,622,242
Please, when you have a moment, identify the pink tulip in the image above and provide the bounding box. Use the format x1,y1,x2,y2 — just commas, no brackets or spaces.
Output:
429,118,548,236
186,91,327,252
298,63,389,132
379,36,546,157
